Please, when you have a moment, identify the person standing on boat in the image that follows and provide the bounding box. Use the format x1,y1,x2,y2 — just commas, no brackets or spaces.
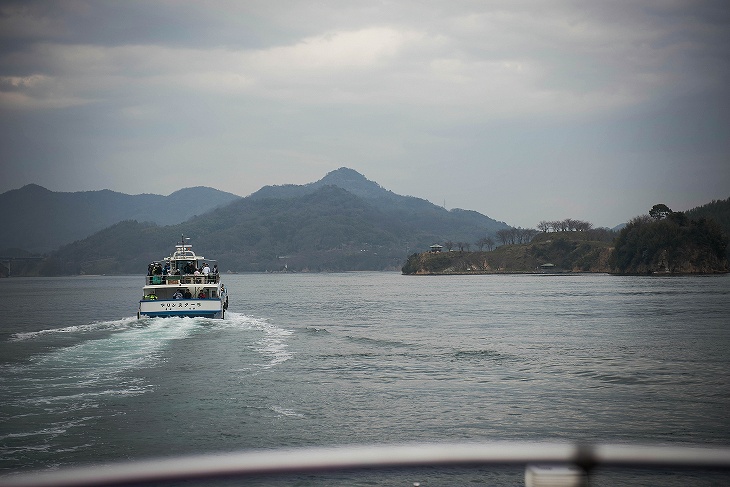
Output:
172,289,183,299
201,263,209,283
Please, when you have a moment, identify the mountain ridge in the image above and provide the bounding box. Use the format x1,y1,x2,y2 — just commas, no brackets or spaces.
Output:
5,169,724,276
0,185,241,253
251,167,509,238
9,168,513,274
249,167,398,201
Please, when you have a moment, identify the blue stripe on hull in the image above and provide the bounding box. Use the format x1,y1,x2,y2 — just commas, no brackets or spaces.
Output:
140,310,224,319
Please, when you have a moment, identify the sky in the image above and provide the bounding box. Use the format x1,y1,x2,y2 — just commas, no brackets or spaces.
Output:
1,1,729,228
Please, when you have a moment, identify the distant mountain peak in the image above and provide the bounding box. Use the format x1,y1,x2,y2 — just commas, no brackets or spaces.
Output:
18,183,52,194
320,167,368,182
315,167,386,199
167,186,240,198
248,167,387,201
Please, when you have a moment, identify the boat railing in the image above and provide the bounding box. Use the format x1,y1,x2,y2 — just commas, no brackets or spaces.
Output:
145,274,220,286
2,441,729,487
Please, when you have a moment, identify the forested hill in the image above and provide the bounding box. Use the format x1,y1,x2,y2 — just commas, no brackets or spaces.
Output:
685,198,730,236
26,169,511,275
610,204,729,274
0,185,240,253
251,167,509,237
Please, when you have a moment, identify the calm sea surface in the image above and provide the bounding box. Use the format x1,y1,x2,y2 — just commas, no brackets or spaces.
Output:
1,272,729,486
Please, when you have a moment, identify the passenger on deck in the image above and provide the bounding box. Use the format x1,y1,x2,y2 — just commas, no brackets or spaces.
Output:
183,289,192,299
172,289,184,299
198,290,206,299
202,263,211,276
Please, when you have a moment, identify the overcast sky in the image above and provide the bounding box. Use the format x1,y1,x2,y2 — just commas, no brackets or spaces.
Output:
1,1,728,228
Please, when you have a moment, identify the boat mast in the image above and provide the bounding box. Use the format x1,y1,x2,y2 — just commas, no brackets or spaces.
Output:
179,235,192,253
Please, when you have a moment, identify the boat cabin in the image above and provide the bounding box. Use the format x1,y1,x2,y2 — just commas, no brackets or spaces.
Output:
141,243,222,301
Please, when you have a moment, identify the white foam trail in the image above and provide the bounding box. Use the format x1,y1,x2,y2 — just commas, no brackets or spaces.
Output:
10,317,139,342
0,418,95,442
270,405,304,418
2,317,201,415
4,315,293,435
32,317,197,369
223,312,294,368
5,314,292,416
1,314,293,465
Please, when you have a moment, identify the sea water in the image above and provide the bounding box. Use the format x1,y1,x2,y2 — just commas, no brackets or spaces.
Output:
0,273,729,486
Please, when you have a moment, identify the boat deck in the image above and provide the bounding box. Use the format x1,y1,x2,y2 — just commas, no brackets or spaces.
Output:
145,274,221,285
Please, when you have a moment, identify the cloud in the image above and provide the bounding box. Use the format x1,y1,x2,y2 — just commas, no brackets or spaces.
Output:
0,0,727,227
5,1,720,120
0,72,90,109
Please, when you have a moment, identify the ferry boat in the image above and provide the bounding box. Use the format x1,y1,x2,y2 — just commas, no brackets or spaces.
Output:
138,237,228,319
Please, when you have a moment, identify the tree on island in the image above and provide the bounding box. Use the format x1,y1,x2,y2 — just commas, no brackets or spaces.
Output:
476,236,495,251
649,204,673,221
537,219,594,232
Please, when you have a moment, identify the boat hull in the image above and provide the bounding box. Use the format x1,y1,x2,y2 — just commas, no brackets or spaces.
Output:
139,299,225,319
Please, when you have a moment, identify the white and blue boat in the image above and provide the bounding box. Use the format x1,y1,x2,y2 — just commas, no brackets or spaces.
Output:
138,236,228,319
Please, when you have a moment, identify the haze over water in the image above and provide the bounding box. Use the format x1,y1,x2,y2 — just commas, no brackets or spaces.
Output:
1,273,729,486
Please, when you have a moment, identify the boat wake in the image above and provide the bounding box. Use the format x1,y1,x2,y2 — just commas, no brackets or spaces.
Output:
3,314,293,407
1,317,199,416
0,317,199,468
0,313,293,469
8,317,140,342
216,312,294,368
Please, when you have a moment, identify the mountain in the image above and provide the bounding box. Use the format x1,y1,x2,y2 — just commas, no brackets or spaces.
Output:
0,185,241,253
250,166,391,200
31,168,511,275
10,170,730,276
251,167,509,241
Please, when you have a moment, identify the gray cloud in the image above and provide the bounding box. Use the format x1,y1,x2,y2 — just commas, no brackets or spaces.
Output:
1,0,728,228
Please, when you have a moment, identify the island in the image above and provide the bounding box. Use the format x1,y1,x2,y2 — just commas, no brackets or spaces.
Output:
402,204,729,276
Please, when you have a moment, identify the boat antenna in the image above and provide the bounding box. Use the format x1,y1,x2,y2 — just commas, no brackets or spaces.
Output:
179,235,192,253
